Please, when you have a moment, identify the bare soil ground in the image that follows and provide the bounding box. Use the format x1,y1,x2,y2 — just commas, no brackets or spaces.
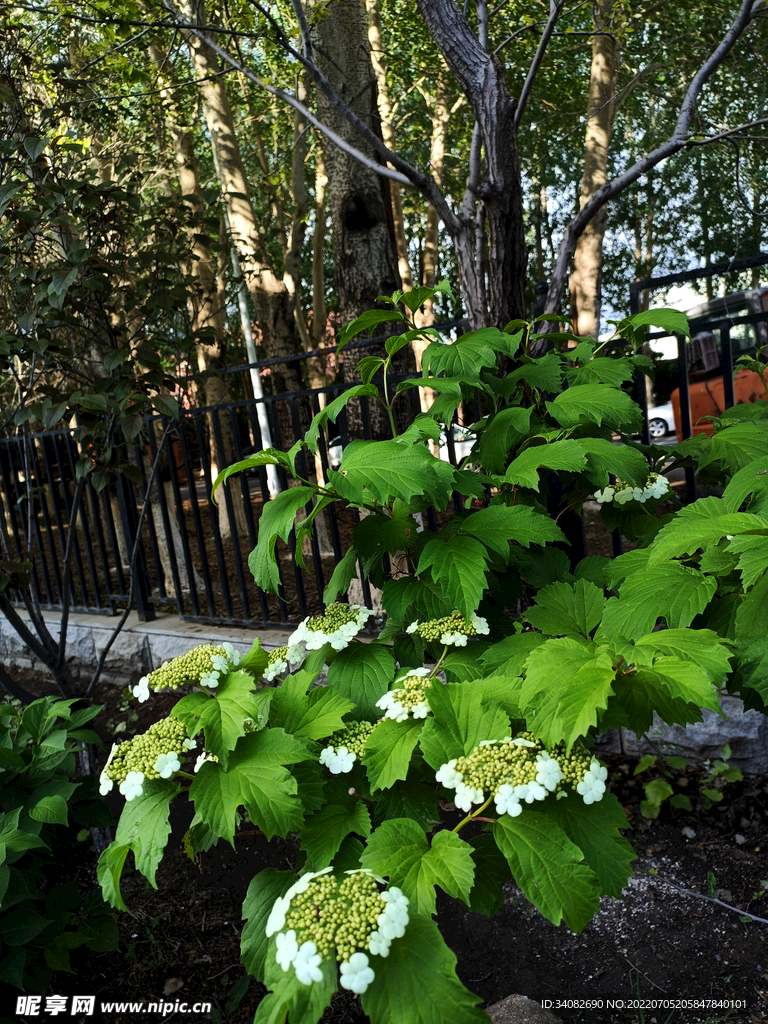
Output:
5,669,767,1024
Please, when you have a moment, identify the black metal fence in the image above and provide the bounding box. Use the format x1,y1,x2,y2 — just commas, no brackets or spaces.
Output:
2,263,767,630
0,322,474,629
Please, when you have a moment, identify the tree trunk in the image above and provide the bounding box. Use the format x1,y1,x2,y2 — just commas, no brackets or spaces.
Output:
414,68,457,428
311,151,330,361
415,0,527,329
365,0,414,291
569,0,619,339
152,42,248,538
415,67,458,331
180,0,304,434
237,72,313,351
309,0,401,327
308,0,404,437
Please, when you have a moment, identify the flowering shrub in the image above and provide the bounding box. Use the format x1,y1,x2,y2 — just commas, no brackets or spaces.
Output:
98,286,768,1023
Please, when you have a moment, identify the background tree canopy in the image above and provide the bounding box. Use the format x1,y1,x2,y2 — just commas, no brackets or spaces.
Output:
1,0,766,399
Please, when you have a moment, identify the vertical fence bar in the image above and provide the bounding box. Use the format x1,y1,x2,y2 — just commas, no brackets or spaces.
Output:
210,410,251,621
675,332,697,503
720,321,735,410
137,450,172,605
83,475,118,613
96,485,126,609
145,424,187,613
35,435,66,603
113,473,155,621
194,410,233,619
26,438,58,607
172,415,205,619
60,432,105,610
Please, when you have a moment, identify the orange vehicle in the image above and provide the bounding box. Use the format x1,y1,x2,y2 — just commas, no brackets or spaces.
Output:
667,288,768,441
671,366,768,441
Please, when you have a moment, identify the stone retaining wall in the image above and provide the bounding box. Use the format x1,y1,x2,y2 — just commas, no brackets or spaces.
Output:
0,609,290,688
1,610,766,774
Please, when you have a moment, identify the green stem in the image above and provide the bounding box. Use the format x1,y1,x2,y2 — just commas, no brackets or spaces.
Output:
452,794,495,834
176,770,196,781
381,359,397,439
590,328,620,359
429,646,449,679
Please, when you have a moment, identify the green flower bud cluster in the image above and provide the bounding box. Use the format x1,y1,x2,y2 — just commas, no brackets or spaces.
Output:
334,873,386,963
145,644,229,692
325,721,377,760
104,718,190,783
283,872,385,963
410,611,477,643
284,872,340,959
550,742,593,788
456,734,542,794
304,603,364,634
396,672,432,709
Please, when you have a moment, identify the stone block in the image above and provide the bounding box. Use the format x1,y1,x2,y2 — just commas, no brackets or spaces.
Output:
596,694,768,775
486,995,562,1024
92,630,153,687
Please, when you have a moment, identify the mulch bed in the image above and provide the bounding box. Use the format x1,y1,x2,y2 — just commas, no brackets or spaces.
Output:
4,668,767,1024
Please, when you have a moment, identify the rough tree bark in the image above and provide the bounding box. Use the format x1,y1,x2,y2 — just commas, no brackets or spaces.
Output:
179,0,304,425
414,0,528,327
151,42,248,539
365,0,414,291
307,0,403,439
569,0,619,339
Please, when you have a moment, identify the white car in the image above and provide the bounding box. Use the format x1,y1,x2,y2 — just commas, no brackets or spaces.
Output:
646,401,674,439
438,425,477,464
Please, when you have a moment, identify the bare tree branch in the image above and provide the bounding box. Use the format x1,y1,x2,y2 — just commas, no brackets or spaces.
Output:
54,475,86,672
514,0,566,129
543,0,765,318
160,0,460,231
687,115,768,146
288,0,314,62
0,662,36,704
492,23,537,56
0,595,54,664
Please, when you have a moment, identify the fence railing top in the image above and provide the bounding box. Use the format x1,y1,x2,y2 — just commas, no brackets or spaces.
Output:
630,253,768,296
175,316,470,383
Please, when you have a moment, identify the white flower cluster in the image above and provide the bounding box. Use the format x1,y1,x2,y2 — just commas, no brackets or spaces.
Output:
319,721,377,774
369,887,409,954
99,718,195,800
436,735,606,817
406,612,489,647
194,750,218,773
576,757,608,804
289,603,371,654
594,473,670,505
131,642,241,702
375,667,432,721
199,642,241,690
266,867,409,994
262,643,307,682
319,745,355,774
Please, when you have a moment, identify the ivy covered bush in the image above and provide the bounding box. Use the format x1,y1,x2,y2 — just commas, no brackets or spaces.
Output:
98,286,768,1023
